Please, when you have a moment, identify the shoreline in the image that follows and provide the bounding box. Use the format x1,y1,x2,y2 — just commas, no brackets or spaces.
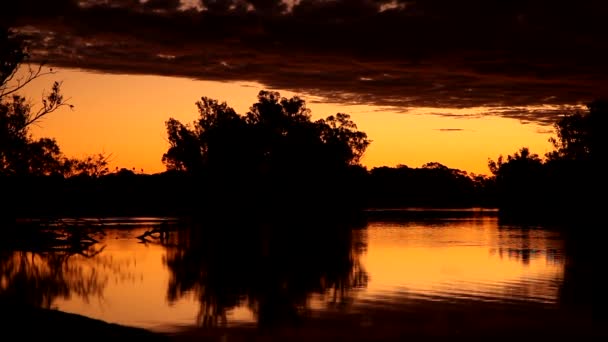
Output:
4,296,608,341
1,303,169,341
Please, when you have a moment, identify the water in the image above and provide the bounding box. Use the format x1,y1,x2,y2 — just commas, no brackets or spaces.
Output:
1,209,604,338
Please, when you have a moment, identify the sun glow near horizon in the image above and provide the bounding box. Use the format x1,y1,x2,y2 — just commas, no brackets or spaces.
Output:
18,66,555,176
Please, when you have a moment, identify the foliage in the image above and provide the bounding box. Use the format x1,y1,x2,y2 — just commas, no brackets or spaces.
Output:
163,90,370,177
546,99,608,163
486,98,608,219
367,162,490,208
0,27,109,178
488,147,543,178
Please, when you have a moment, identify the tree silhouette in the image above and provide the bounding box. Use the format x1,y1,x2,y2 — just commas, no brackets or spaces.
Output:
0,27,109,177
366,162,490,208
488,147,543,178
488,99,608,221
487,147,548,217
163,91,369,174
162,90,370,212
546,99,608,164
542,99,606,219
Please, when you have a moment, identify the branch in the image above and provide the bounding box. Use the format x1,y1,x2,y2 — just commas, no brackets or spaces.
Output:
78,245,106,259
0,63,20,93
24,81,74,128
0,63,56,99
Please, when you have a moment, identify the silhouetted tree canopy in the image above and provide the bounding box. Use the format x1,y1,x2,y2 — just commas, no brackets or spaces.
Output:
0,27,109,177
487,99,608,221
487,147,546,213
163,90,369,175
162,90,370,211
488,147,543,180
366,162,492,208
546,99,608,163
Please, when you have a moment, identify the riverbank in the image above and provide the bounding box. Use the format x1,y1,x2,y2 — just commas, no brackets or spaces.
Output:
164,300,608,342
1,303,169,341
4,296,608,342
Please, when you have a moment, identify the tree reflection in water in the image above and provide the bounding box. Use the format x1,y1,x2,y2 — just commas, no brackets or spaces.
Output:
0,251,106,308
163,216,368,328
0,221,123,309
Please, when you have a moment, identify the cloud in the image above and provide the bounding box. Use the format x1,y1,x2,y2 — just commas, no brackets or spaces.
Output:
6,0,608,125
435,128,465,132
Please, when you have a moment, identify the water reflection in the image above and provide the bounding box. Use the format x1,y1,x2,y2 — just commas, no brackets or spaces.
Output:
360,216,564,307
496,224,565,265
1,211,606,337
1,220,110,308
163,217,368,328
0,251,107,308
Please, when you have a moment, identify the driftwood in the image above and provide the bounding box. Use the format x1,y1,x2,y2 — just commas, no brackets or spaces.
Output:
136,221,173,245
3,217,107,257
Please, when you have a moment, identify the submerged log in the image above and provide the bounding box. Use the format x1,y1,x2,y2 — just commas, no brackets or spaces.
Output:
136,221,172,244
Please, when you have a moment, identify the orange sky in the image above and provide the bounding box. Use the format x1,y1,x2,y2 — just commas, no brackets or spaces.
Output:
19,66,555,176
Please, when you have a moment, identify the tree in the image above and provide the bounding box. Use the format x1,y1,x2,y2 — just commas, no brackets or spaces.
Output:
318,112,369,166
488,147,543,177
542,100,607,218
486,101,608,220
546,99,608,163
163,90,370,176
487,147,547,215
162,90,370,210
0,27,108,177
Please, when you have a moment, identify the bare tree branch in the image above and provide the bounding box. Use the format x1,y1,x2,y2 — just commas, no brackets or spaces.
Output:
24,81,74,128
0,63,57,99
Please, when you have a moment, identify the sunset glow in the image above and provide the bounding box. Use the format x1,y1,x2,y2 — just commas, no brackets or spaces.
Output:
3,1,606,340
20,67,555,176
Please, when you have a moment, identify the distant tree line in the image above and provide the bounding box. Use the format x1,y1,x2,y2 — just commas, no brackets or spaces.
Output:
364,162,493,209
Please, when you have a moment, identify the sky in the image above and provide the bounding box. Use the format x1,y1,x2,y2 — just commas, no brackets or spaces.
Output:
5,0,607,175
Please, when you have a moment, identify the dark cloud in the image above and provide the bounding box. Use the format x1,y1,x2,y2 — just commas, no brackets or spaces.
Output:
435,128,465,132
5,0,608,124
144,0,182,11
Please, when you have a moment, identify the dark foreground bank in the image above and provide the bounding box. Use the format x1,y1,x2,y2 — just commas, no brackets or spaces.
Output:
0,303,169,341
8,302,607,342
165,301,608,342
3,287,608,342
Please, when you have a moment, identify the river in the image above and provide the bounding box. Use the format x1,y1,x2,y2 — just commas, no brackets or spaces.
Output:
1,209,604,338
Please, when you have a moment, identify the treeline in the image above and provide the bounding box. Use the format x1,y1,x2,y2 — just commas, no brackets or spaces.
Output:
1,162,495,219
6,94,602,222
365,162,493,208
